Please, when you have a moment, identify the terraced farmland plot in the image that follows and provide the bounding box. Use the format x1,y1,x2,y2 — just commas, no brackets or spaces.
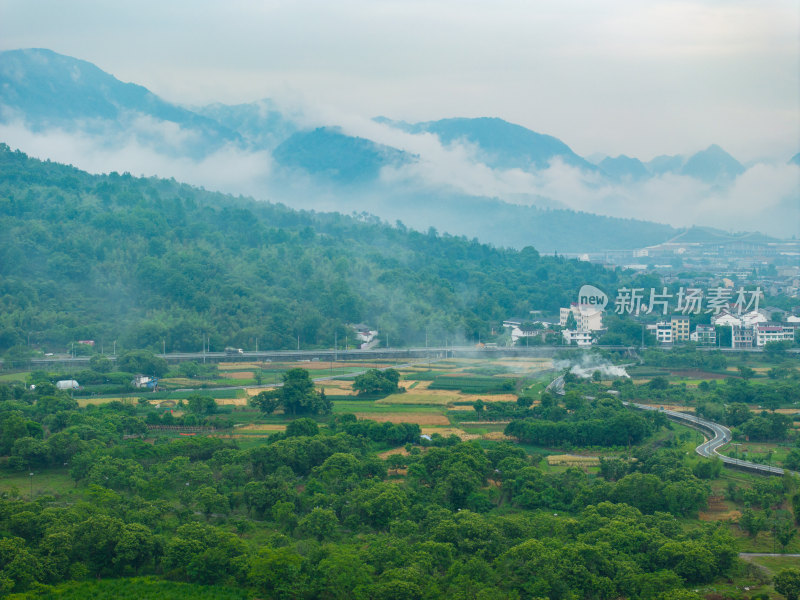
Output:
219,371,255,379
375,392,455,405
429,375,515,394
355,412,451,425
420,426,475,440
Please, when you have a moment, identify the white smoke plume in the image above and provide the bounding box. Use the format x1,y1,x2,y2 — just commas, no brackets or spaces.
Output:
554,355,630,379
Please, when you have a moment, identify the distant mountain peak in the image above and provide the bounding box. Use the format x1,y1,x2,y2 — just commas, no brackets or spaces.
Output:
0,47,241,157
378,116,596,172
680,144,744,183
272,127,412,183
599,155,649,181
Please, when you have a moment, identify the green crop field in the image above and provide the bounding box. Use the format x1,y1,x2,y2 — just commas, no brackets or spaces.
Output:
428,375,514,394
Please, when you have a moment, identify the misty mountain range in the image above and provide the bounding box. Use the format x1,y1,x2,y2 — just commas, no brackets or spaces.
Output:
1,48,797,250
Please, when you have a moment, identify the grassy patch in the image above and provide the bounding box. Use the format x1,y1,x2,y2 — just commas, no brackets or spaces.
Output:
0,469,75,497
745,555,800,573
8,576,250,600
429,375,515,394
375,393,453,406
0,371,28,382
333,400,444,414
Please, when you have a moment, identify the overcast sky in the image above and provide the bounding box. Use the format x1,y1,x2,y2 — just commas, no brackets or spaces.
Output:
1,0,798,162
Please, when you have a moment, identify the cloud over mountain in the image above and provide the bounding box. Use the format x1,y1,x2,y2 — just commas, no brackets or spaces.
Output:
1,48,797,244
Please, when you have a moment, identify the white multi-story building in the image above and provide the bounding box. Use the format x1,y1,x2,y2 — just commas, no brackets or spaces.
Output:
559,304,604,331
562,329,593,347
656,322,673,344
755,324,795,347
691,324,717,346
731,325,754,349
712,311,741,327
503,320,548,344
741,310,768,328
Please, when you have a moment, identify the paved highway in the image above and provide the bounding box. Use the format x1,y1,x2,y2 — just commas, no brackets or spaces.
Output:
626,402,795,478
24,345,642,367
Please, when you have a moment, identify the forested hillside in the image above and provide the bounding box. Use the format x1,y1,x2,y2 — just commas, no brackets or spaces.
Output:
0,144,636,355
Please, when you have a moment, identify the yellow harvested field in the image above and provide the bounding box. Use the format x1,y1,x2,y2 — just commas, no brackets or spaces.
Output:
468,393,519,402
219,362,268,369
214,397,249,406
546,454,600,466
234,423,286,431
245,386,275,396
482,432,512,441
403,380,432,389
220,371,254,379
750,408,800,415
318,381,359,396
699,496,741,522
373,389,518,405
421,427,478,440
355,413,450,425
421,426,465,435
320,379,354,388
699,509,741,522
377,447,410,459
161,378,195,386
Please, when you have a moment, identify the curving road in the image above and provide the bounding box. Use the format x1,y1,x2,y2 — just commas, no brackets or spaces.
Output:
626,401,795,478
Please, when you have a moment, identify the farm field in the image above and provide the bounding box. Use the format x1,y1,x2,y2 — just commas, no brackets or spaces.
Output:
2,348,800,599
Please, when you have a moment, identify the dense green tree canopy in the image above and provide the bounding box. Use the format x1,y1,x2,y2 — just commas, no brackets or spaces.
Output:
0,144,631,356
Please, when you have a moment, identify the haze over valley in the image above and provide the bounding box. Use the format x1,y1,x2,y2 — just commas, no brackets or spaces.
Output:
1,47,797,251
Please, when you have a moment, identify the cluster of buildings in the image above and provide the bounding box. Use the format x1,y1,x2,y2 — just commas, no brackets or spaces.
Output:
503,301,798,350
648,308,798,349
652,315,695,345
503,302,606,348
650,317,722,346
711,309,798,349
